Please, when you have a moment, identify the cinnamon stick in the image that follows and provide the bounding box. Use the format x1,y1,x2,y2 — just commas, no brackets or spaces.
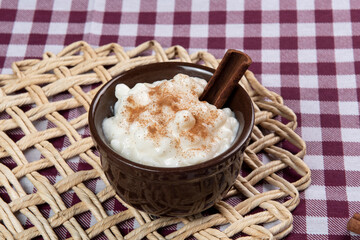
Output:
199,49,252,108
348,213,360,234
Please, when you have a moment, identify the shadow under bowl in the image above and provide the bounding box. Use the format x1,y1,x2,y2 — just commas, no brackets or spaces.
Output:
89,62,254,217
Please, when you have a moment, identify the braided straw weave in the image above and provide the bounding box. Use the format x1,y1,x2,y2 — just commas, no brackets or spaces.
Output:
0,41,311,240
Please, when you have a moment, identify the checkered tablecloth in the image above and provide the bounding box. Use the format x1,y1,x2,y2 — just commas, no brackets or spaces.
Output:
0,0,359,239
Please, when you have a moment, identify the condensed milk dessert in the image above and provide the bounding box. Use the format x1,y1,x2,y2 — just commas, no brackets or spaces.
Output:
102,74,239,167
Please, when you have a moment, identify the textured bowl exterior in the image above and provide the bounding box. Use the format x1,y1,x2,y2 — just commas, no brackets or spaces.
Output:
89,62,254,216
99,143,244,216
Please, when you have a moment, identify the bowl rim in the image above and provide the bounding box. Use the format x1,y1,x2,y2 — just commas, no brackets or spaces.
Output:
89,62,254,174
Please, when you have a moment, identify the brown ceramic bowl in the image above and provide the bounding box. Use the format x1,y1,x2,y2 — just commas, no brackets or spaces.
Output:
89,62,254,217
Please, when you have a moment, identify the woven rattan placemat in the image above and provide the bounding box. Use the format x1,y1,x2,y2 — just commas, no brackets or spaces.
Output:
0,41,311,240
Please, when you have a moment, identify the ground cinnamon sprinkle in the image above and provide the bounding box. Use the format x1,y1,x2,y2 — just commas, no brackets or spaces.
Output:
124,80,218,151
147,125,157,135
157,95,180,112
124,96,147,123
187,115,208,140
127,95,135,105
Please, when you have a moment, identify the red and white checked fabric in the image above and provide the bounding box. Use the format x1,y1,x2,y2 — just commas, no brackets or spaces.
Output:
0,0,359,239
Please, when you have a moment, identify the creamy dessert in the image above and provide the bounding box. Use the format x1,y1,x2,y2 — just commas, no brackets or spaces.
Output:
102,74,239,167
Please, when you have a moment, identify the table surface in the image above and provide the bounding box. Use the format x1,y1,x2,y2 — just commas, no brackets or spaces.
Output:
0,0,359,239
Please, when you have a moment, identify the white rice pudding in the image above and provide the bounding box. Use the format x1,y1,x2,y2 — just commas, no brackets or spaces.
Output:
102,74,239,167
